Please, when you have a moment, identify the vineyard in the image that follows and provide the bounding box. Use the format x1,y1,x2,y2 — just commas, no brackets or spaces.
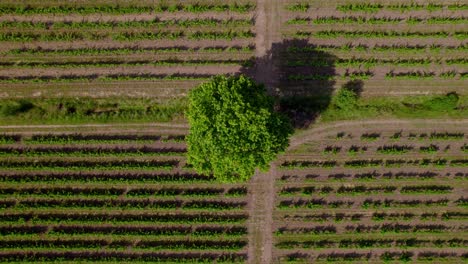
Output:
281,0,468,96
1,121,466,263
275,122,468,262
0,125,249,263
0,0,467,263
0,0,256,98
0,0,466,98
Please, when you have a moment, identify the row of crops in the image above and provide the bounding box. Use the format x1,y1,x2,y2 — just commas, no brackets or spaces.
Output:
1,71,467,84
287,3,468,12
281,0,468,95
0,30,256,42
0,132,249,263
0,3,255,15
281,158,468,168
274,127,468,262
0,1,257,98
288,16,468,25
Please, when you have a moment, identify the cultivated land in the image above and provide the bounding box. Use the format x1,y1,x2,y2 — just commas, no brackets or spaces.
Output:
0,0,467,263
0,0,256,98
276,120,468,263
280,0,468,97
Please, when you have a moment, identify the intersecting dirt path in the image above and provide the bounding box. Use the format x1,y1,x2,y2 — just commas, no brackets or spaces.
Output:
248,0,281,263
246,118,468,263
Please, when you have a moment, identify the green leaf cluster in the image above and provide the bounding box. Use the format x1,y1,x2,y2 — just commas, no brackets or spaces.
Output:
331,87,358,111
186,75,292,182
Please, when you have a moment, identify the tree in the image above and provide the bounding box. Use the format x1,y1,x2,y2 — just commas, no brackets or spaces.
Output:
186,75,293,182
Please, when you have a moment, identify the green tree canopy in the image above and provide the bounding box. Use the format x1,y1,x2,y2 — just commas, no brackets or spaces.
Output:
186,75,293,182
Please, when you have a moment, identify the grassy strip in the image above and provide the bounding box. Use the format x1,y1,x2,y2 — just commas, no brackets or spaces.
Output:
0,98,187,125
320,92,468,121
1,93,467,125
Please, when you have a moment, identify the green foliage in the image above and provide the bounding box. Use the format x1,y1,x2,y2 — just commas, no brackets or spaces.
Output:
337,3,467,13
1,99,35,116
0,98,187,125
321,92,468,121
296,30,460,39
286,3,309,12
186,75,292,182
0,30,255,42
0,3,255,15
0,19,253,30
5,46,254,56
420,92,459,111
331,86,359,111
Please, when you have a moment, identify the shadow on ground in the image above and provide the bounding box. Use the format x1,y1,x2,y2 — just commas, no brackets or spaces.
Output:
240,39,356,128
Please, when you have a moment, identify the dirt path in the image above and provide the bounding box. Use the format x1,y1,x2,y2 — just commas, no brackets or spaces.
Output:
247,165,277,264
0,123,189,134
253,0,281,93
247,0,281,263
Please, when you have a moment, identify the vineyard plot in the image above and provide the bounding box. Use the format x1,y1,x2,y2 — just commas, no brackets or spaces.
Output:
281,0,468,96
0,131,249,263
1,0,468,263
274,123,468,263
0,0,256,98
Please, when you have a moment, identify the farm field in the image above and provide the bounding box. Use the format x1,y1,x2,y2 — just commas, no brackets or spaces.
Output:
1,121,466,263
1,0,466,99
0,0,256,98
0,125,249,263
280,0,468,96
274,121,468,263
0,0,467,263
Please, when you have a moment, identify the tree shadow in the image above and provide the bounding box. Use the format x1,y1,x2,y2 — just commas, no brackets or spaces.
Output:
239,39,338,128
342,79,364,96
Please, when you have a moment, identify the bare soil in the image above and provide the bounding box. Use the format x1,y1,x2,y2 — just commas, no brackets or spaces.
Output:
0,80,202,99
246,0,282,262
2,51,254,64
252,0,281,93
0,64,242,78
